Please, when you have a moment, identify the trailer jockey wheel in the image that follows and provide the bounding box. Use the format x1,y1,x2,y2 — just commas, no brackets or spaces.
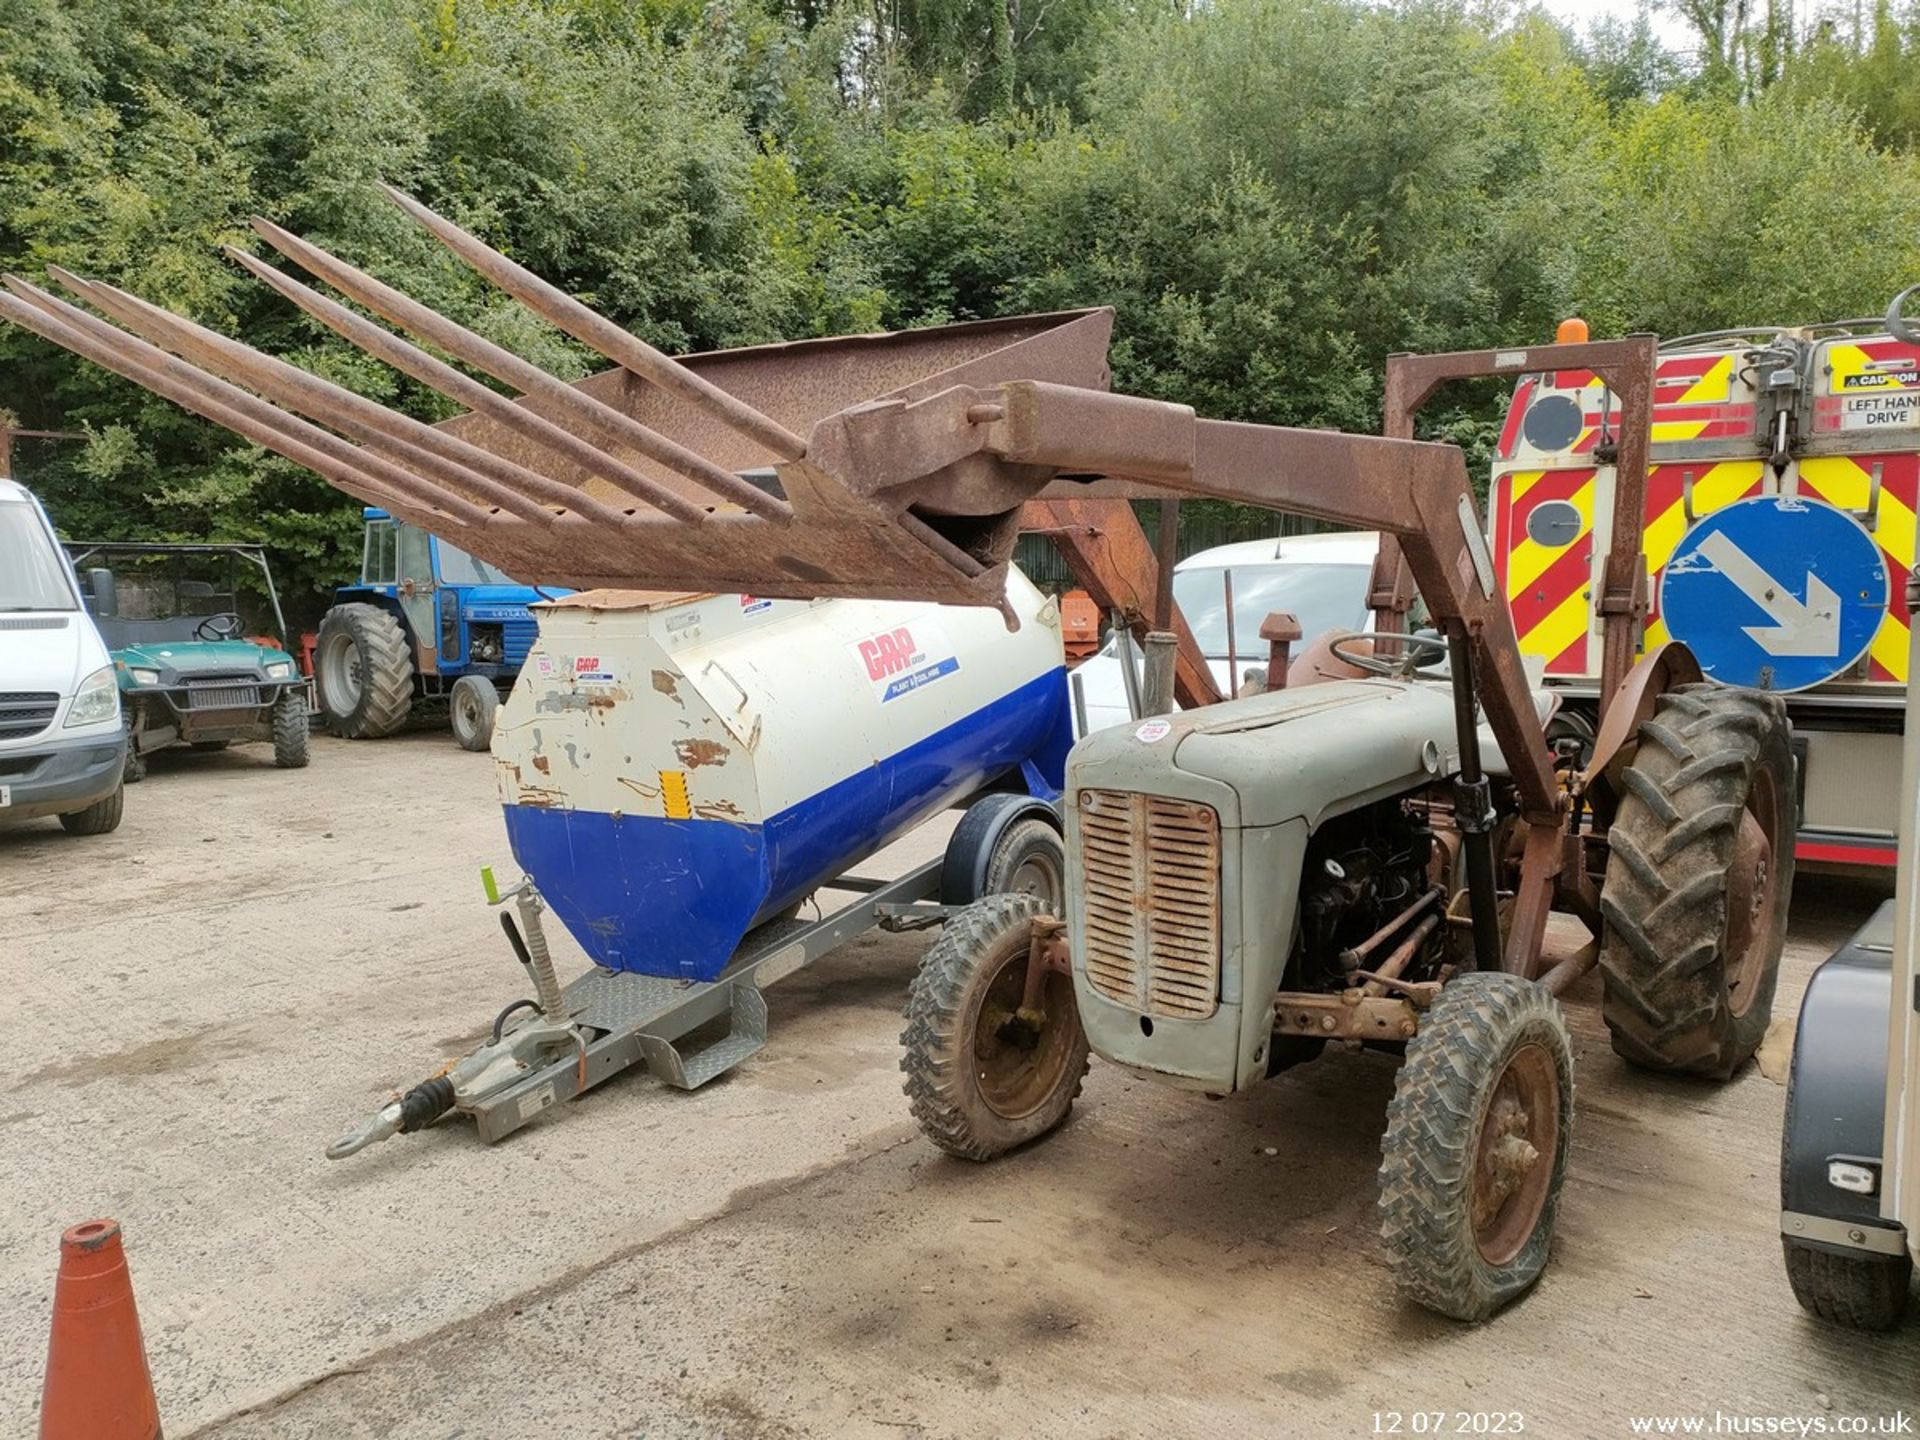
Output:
1598,684,1795,1078
901,893,1090,1161
1379,972,1575,1322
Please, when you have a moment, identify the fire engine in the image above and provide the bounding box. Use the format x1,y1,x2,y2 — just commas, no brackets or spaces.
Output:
1484,314,1920,871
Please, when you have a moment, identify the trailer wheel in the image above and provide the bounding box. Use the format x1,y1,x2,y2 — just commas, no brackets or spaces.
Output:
1379,972,1574,1322
1783,1239,1912,1331
449,675,500,752
901,893,1090,1161
1599,684,1794,1078
983,818,1066,910
315,603,413,739
272,688,311,769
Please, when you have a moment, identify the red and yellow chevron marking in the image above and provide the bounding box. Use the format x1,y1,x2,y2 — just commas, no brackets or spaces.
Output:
1570,354,1751,452
1639,461,1767,650
1494,467,1595,675
1494,377,1535,460
1797,454,1919,682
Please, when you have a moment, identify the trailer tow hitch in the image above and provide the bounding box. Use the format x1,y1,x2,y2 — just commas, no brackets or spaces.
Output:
326,869,582,1160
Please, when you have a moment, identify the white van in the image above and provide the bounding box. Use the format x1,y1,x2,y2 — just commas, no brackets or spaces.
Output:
0,478,126,834
1071,531,1381,735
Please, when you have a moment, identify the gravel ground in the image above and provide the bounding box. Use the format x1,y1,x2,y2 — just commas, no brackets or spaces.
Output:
2,729,1913,1439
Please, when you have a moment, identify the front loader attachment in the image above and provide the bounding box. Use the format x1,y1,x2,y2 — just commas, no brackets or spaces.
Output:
0,184,1113,613
0,181,1555,860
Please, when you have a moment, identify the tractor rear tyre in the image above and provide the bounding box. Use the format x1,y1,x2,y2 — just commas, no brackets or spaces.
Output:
901,893,1090,1161
449,674,500,752
315,603,413,740
1379,972,1575,1322
1599,684,1794,1079
272,688,311,769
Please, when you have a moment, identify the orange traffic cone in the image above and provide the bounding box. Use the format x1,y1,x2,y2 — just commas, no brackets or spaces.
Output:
39,1219,163,1440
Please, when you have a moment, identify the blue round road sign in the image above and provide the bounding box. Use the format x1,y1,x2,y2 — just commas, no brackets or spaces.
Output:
1659,495,1887,692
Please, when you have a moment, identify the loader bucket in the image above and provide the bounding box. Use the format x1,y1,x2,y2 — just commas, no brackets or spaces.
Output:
0,184,1113,615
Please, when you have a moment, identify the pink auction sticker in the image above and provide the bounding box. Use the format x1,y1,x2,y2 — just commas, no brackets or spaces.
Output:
1134,719,1172,743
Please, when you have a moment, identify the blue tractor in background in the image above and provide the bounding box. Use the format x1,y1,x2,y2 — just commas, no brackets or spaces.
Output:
313,509,562,750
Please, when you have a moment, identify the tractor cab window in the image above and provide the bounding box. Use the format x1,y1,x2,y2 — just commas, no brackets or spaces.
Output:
397,524,433,589
364,521,398,585
435,541,510,587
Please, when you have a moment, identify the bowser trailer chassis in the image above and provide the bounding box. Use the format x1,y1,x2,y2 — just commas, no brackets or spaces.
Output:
0,185,1801,1321
328,857,951,1156
327,788,1065,1158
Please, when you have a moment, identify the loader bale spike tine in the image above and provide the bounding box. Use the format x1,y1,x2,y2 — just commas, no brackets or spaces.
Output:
249,215,789,523
46,266,614,531
377,182,807,464
2,276,489,533
221,244,705,523
0,288,476,534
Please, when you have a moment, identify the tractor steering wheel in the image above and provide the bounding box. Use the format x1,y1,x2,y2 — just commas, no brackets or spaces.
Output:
194,612,246,642
1327,631,1451,679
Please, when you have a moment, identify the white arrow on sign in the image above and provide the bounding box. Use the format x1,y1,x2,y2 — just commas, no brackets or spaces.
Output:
1692,530,1842,657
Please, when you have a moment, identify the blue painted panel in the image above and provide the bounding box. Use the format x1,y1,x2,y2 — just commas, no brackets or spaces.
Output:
501,667,1071,980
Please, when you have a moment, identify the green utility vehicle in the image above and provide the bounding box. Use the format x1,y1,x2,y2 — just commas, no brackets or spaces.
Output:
66,542,311,780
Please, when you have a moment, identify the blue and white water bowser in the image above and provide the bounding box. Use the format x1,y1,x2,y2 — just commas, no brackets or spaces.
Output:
492,570,1073,982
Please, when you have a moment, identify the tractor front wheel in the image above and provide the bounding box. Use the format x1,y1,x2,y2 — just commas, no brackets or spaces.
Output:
449,675,500,752
901,893,1090,1161
315,603,413,739
1379,972,1575,1322
1599,684,1794,1078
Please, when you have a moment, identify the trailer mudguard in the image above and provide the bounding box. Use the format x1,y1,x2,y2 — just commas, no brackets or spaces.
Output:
1781,899,1908,1257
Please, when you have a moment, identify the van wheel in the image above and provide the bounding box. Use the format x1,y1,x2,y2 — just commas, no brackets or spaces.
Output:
59,782,125,836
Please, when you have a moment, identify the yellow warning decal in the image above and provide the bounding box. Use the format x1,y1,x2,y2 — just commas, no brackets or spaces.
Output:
659,769,692,819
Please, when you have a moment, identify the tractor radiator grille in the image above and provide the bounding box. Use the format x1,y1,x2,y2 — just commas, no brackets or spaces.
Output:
0,692,58,741
503,619,536,667
1075,790,1222,1020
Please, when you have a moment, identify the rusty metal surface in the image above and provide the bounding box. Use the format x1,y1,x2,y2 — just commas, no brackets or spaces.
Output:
1077,789,1222,1020
1580,639,1705,819
1020,497,1223,709
1379,336,1660,716
1272,991,1420,1042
